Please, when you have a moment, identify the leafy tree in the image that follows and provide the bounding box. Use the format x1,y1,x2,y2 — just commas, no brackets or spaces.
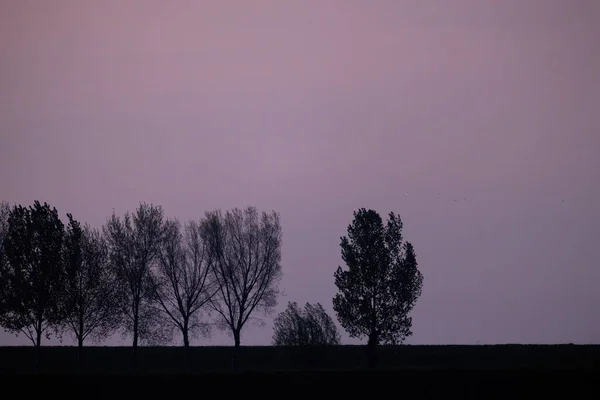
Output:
0,201,9,239
0,201,11,327
60,214,122,365
333,208,423,367
0,201,66,371
272,301,341,346
150,218,217,369
103,202,169,368
0,200,9,272
200,206,283,370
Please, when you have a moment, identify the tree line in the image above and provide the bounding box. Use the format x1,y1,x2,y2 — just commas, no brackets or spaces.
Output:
0,201,423,370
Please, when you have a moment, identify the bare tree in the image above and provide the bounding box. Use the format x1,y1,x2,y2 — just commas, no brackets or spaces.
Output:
150,218,216,369
200,206,283,370
103,202,169,368
61,214,122,365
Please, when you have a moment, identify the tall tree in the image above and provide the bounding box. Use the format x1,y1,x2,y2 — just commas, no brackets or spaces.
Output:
200,206,283,370
0,201,11,326
0,201,9,272
150,218,216,369
61,214,122,365
0,201,66,372
272,301,341,346
332,208,423,368
103,202,168,368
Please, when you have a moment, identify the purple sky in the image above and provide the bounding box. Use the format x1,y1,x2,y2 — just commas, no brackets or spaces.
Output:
1,0,599,347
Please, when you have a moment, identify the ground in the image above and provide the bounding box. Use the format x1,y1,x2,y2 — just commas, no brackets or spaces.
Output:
0,344,597,373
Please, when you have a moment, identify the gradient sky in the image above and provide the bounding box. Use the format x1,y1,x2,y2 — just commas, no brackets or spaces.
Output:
1,0,599,347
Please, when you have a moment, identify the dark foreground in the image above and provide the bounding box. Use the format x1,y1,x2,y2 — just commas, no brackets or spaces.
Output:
0,369,596,399
0,345,598,398
2,344,599,373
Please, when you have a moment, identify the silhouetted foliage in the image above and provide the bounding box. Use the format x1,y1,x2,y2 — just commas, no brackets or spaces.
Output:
150,218,216,368
0,201,66,371
333,208,423,367
200,206,283,370
60,214,122,364
103,203,170,368
0,201,11,335
0,201,9,275
272,301,341,346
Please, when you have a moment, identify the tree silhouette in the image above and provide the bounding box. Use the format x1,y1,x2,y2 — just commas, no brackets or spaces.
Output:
103,202,170,368
150,218,217,370
272,301,341,346
60,214,122,365
0,201,11,346
0,201,9,275
333,208,423,368
200,206,283,370
0,201,66,372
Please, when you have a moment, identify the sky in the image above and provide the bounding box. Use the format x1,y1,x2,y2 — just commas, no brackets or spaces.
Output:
1,0,599,347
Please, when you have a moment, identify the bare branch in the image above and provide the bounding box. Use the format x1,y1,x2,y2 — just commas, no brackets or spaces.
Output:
60,216,122,350
103,203,169,365
200,206,283,350
150,218,216,348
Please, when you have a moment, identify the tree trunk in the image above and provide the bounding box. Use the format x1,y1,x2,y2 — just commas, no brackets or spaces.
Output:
182,322,190,372
367,331,379,368
183,328,190,348
232,329,241,372
78,314,84,368
35,327,42,374
77,336,84,368
132,314,139,370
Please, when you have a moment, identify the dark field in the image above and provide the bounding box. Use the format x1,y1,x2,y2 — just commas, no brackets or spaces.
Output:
0,344,598,374
0,345,597,398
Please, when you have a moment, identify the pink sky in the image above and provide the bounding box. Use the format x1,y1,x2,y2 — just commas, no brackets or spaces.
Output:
1,0,599,346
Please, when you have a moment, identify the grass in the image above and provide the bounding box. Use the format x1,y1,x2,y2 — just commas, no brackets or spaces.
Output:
0,344,598,374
